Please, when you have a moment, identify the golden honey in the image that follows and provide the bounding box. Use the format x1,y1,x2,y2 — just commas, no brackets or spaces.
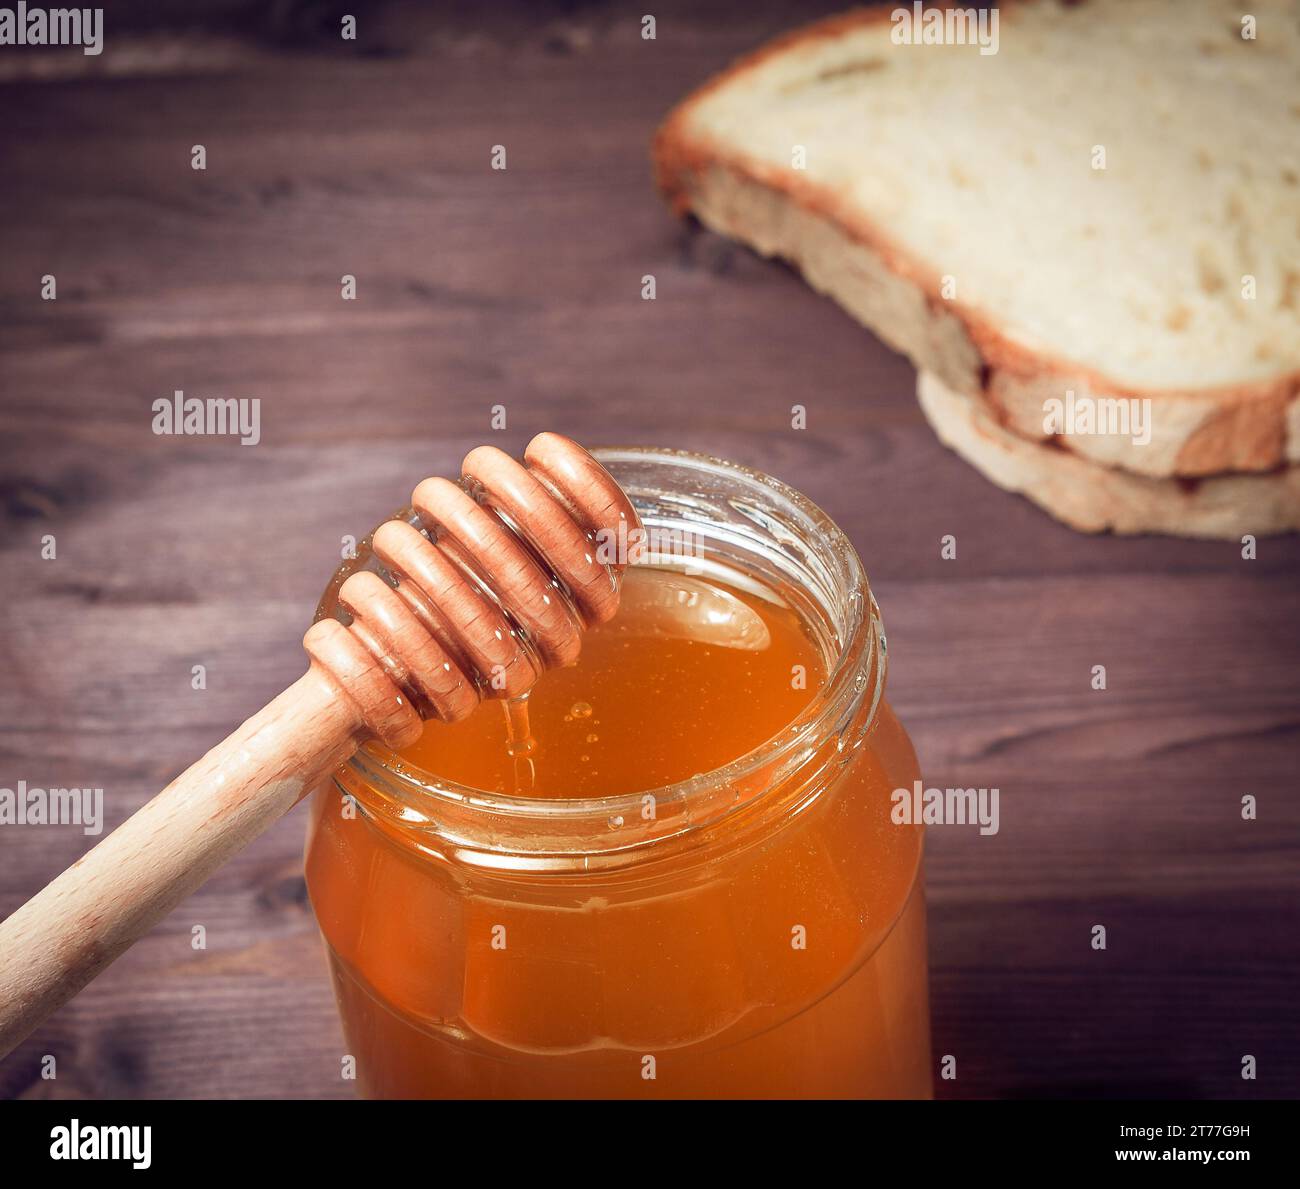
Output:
305,448,931,1098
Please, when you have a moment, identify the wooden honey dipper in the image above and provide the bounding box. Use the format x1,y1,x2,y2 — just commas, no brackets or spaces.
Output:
0,433,640,1058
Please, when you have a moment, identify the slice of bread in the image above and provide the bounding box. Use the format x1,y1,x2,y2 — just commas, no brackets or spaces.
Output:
655,1,1300,479
918,370,1300,537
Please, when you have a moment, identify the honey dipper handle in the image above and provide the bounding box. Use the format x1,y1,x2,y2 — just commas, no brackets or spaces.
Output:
0,662,366,1059
0,433,636,1060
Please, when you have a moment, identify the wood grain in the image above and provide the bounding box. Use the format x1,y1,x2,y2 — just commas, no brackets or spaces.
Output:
1,0,1297,1099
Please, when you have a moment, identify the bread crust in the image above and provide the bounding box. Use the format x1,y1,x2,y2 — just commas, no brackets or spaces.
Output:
653,4,1300,479
917,371,1300,537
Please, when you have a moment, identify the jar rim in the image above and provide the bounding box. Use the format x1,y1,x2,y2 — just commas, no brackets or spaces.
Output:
336,445,884,857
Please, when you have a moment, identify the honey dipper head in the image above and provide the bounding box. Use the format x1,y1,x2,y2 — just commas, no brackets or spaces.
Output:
304,434,641,748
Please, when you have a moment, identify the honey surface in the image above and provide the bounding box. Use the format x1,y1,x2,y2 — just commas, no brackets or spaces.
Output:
397,566,827,797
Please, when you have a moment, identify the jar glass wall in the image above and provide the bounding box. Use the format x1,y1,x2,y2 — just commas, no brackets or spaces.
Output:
304,448,931,1098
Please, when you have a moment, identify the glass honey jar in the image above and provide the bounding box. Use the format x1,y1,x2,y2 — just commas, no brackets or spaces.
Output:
305,447,931,1098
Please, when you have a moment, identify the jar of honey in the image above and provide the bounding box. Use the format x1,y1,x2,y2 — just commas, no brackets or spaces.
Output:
305,448,931,1098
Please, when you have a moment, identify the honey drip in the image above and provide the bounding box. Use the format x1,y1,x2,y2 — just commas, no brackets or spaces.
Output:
501,695,537,795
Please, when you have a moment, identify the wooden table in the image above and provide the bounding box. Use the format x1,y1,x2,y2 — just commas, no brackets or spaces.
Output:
1,1,1296,1100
